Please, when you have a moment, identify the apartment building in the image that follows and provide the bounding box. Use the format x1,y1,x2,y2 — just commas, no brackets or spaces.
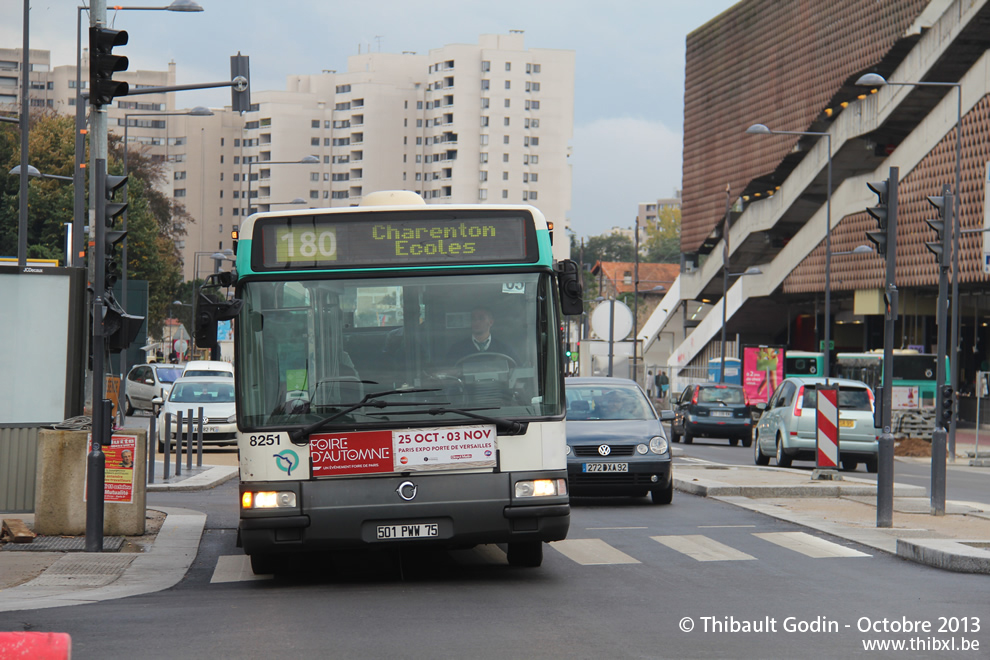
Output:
4,32,575,279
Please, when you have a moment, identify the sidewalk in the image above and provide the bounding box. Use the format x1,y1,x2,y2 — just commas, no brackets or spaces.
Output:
1,452,987,612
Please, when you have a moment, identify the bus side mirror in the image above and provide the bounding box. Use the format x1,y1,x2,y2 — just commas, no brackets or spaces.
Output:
556,259,583,316
195,291,243,349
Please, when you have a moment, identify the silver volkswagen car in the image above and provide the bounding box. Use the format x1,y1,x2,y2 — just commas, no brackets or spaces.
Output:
753,376,880,472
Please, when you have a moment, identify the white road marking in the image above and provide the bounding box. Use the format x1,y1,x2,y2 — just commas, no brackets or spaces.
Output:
697,525,757,528
211,555,273,583
550,538,641,565
651,535,756,562
753,532,871,558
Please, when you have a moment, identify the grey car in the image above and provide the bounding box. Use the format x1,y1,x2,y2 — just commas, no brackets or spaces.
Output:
124,364,184,414
753,376,880,472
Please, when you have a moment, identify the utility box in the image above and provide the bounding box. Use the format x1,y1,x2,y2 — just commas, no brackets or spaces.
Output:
34,428,147,536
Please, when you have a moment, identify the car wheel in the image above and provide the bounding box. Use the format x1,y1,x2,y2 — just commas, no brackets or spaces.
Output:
754,434,770,466
729,437,739,447
865,457,879,474
507,541,543,567
682,427,693,444
775,435,792,468
651,480,673,505
841,459,859,472
670,428,680,443
124,396,134,417
249,553,277,575
742,435,753,448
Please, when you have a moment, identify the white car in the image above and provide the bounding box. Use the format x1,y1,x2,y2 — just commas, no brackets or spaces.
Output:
155,376,237,450
182,360,234,379
124,363,184,414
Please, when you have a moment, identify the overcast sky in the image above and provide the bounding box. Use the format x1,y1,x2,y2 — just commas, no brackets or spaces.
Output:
2,0,737,237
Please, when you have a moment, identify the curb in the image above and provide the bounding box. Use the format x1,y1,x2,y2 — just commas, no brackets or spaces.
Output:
0,506,206,612
147,466,238,492
896,538,990,574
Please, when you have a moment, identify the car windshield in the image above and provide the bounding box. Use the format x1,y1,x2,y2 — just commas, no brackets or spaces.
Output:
155,367,184,384
183,370,233,378
802,386,872,411
169,382,235,403
698,387,745,404
565,385,654,421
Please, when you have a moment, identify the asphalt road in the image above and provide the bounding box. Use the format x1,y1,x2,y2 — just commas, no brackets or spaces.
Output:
3,480,987,659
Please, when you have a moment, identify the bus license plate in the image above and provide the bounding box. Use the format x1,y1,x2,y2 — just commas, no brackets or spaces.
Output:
376,523,439,540
583,463,628,473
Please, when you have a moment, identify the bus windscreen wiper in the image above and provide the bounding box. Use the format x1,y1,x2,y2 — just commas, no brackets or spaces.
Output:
423,406,524,434
287,388,440,445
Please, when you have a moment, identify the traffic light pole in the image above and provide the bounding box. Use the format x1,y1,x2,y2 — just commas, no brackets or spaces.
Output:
877,167,898,528
931,188,952,517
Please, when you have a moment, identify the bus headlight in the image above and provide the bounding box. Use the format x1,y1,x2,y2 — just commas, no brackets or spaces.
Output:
649,436,669,455
515,478,567,498
241,491,297,509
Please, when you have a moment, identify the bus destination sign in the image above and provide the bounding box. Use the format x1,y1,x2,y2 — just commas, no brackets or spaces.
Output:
256,212,536,270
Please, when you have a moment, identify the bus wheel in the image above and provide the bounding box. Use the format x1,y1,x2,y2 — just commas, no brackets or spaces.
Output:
507,541,543,567
249,553,277,575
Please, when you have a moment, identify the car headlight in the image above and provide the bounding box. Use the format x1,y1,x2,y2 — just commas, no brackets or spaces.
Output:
565,444,572,456
649,436,669,455
227,414,237,424
636,443,649,454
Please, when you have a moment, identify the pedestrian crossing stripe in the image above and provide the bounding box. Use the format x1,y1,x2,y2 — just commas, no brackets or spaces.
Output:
549,538,640,565
208,533,872,581
753,532,871,558
652,534,757,562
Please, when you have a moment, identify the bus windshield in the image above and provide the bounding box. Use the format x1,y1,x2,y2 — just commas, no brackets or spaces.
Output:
236,271,563,429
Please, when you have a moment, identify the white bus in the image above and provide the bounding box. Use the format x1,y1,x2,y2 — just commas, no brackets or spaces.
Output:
198,192,583,573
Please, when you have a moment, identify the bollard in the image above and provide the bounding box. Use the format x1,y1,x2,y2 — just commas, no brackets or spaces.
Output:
163,412,172,480
148,412,157,484
876,432,894,527
196,406,204,467
175,410,183,476
931,427,946,516
186,408,194,470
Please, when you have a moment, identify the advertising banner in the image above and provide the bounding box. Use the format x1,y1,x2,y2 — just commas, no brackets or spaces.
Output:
743,345,786,404
311,425,497,477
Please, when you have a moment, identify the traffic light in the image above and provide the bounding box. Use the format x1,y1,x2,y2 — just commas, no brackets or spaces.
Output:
925,192,952,267
101,172,143,351
230,53,251,113
231,225,239,251
89,27,129,108
564,344,572,359
865,179,889,258
940,384,954,426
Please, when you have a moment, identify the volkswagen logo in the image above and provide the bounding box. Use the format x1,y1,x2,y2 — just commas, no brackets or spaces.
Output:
598,444,611,456
396,481,418,501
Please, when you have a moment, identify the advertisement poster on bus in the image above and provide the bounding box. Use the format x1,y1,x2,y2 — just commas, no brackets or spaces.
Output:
310,425,497,477
743,345,786,404
83,432,137,503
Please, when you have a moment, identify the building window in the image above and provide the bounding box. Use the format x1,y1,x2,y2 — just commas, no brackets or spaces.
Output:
233,208,239,216
503,153,509,163
480,152,488,164
504,117,510,127
175,171,186,180
504,81,511,90
174,189,186,198
481,79,489,91
219,208,224,216
311,119,319,128
502,171,509,181
503,136,509,145
310,190,319,199
311,137,319,146
481,97,489,109
504,99,510,108
480,171,488,182
310,172,319,181
479,189,488,201
482,61,490,72
502,190,508,199
481,116,489,127
480,135,489,146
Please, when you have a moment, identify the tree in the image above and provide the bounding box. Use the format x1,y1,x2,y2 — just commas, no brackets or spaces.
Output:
583,232,635,263
642,205,681,263
0,113,189,339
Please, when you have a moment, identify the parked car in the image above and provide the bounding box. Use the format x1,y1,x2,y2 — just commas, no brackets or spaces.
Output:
154,376,237,451
181,360,234,379
124,363,184,415
670,383,753,446
565,377,675,505
753,376,879,472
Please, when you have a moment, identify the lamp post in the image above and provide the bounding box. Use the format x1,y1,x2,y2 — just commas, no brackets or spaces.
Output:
855,72,963,457
8,166,73,264
246,157,320,216
73,1,204,269
747,123,833,378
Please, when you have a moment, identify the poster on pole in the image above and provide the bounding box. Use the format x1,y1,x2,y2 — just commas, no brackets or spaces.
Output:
743,345,786,404
83,432,137,503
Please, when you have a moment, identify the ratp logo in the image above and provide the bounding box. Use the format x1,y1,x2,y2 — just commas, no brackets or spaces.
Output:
273,449,299,476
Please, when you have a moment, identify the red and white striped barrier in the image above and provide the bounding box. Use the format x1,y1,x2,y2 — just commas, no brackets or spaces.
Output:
0,632,71,659
816,385,839,469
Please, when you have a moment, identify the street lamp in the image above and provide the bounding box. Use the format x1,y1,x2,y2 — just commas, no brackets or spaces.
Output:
855,72,963,454
73,1,205,268
246,156,320,216
832,245,873,257
747,123,833,377
8,166,73,264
